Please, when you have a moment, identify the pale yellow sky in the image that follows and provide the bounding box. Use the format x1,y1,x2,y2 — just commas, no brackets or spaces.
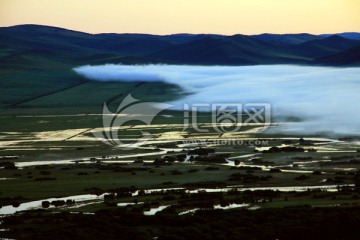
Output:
0,0,359,35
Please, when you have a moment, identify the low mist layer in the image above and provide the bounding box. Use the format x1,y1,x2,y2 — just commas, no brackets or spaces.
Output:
74,64,360,135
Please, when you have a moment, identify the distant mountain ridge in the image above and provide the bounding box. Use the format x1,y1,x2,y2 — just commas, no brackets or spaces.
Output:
320,32,360,41
0,24,360,67
251,33,320,45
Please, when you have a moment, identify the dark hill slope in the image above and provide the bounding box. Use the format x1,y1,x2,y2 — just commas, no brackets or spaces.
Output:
1,24,360,68
251,33,321,45
149,35,308,65
290,36,360,58
314,45,360,66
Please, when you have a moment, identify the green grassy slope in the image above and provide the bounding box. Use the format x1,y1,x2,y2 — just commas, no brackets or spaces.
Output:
0,25,182,113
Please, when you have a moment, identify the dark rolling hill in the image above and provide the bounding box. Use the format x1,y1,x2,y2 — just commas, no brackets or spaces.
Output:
1,24,359,67
162,33,226,44
314,45,360,66
93,33,177,56
0,24,359,111
289,35,360,59
251,33,321,45
148,34,309,65
0,25,175,61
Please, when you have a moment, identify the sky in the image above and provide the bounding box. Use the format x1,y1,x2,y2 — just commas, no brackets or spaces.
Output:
0,0,359,35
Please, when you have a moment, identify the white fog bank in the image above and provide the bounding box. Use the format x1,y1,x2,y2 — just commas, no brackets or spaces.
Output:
74,64,360,135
